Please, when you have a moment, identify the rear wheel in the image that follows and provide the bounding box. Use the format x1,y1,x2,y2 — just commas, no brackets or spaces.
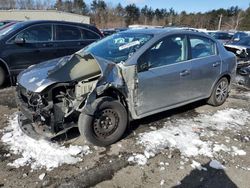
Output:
78,97,128,146
0,67,6,87
207,77,229,106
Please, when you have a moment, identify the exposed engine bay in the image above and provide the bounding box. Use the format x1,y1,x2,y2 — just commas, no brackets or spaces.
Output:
15,54,114,138
17,77,99,136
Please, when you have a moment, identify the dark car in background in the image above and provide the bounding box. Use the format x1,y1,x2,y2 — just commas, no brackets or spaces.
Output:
101,27,128,37
211,31,233,44
0,20,103,86
224,36,250,63
228,31,250,44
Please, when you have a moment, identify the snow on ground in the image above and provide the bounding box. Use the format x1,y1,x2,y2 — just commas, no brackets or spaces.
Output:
129,108,250,165
128,154,148,166
1,114,91,171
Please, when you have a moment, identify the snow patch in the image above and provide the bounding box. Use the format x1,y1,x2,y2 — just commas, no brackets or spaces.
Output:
136,109,250,164
191,160,207,171
128,154,147,165
232,146,246,156
39,173,46,180
1,114,91,171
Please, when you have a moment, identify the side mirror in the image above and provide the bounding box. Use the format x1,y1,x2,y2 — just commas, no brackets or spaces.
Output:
14,36,25,44
138,61,150,72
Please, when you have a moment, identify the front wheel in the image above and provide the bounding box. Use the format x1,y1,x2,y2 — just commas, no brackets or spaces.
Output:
78,97,128,146
207,77,229,106
0,67,6,87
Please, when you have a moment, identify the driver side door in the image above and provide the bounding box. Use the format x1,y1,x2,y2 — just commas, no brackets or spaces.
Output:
135,34,193,116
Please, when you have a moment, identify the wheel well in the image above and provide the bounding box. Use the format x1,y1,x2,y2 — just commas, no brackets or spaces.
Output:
101,88,128,111
222,74,231,83
0,61,9,76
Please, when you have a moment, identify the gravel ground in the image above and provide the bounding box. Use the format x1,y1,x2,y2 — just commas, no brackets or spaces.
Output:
0,85,249,188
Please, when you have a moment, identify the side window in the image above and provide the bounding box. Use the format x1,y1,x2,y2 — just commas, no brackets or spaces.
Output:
80,28,100,39
138,35,187,69
15,24,52,42
189,36,216,59
55,25,81,41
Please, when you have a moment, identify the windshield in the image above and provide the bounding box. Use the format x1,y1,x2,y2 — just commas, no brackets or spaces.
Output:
0,22,21,39
79,32,153,63
236,36,250,46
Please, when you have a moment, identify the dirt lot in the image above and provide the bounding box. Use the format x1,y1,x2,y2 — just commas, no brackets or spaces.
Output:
0,84,249,188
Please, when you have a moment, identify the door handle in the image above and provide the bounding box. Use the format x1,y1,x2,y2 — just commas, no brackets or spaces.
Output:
42,43,54,47
77,42,85,46
180,70,190,77
213,62,220,67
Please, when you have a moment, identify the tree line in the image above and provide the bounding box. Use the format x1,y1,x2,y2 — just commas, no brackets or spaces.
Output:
0,0,250,30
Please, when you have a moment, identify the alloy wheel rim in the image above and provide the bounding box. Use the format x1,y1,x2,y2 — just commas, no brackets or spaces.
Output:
215,80,228,103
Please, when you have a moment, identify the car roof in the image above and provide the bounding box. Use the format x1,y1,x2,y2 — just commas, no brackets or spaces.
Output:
15,20,96,28
120,28,211,38
121,28,174,35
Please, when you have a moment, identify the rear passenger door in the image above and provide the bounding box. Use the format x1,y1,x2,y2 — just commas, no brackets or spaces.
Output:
188,35,221,98
54,24,100,58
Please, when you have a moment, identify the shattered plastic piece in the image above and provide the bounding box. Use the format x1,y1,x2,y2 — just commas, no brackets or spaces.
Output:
209,160,225,170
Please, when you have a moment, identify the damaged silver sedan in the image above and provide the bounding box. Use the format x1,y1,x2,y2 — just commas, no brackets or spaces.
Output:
16,29,236,146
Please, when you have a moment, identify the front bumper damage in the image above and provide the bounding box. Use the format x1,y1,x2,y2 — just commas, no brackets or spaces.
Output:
15,54,133,140
16,86,78,139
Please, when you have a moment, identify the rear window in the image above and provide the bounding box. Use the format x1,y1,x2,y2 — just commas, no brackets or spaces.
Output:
80,28,100,39
190,36,217,59
55,25,81,41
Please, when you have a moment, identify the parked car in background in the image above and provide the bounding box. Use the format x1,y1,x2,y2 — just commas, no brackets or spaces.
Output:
0,20,19,31
16,29,236,146
236,65,250,88
0,20,103,86
211,31,233,44
101,28,117,37
224,36,250,62
228,31,250,44
101,27,128,37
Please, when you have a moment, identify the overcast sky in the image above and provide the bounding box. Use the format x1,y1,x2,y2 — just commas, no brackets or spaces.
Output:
84,0,249,13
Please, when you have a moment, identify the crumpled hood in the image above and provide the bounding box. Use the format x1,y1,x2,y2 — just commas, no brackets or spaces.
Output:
17,56,70,93
17,54,123,93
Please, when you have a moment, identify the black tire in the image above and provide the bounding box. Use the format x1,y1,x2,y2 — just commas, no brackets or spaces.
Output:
207,77,229,106
78,97,128,146
0,66,6,87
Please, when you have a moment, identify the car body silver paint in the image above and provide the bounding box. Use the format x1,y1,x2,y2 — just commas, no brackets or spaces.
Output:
17,29,237,121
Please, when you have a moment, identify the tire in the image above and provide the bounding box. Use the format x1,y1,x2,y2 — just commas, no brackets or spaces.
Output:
0,66,6,87
78,97,128,146
207,77,229,106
